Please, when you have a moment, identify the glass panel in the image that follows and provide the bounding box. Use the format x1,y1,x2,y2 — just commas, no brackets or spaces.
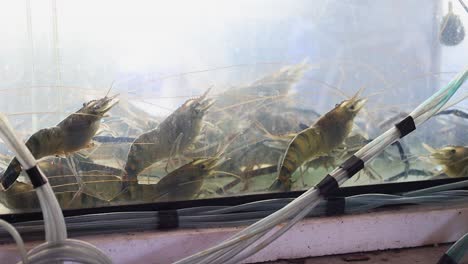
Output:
0,0,466,214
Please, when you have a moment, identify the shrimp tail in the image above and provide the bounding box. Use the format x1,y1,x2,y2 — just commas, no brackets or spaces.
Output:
120,168,138,192
1,158,23,190
120,174,130,192
268,179,284,191
269,166,293,191
1,127,64,189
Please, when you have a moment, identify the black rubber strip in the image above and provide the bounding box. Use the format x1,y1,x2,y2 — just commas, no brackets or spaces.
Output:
25,166,47,189
395,116,416,138
340,155,364,178
325,197,346,216
316,174,339,197
437,253,457,264
157,210,179,229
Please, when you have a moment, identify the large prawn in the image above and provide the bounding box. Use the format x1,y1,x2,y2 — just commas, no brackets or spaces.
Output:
150,157,225,201
0,94,119,190
118,132,241,202
124,88,215,183
270,90,367,191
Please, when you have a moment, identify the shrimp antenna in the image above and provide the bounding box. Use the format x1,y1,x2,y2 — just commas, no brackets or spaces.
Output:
105,80,116,98
351,86,366,100
200,85,214,100
215,124,251,158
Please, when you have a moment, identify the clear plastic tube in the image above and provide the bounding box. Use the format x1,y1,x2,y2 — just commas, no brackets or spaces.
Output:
0,219,29,264
445,232,468,262
223,200,322,264
176,188,321,264
0,114,36,169
405,179,468,197
202,234,262,264
24,239,112,264
201,199,292,215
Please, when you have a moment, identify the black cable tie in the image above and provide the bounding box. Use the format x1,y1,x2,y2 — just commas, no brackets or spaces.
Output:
325,197,346,216
316,174,339,197
437,254,457,264
395,116,416,138
25,166,47,189
339,155,364,178
157,210,179,229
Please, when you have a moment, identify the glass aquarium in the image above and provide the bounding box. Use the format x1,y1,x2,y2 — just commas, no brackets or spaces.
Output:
0,0,466,214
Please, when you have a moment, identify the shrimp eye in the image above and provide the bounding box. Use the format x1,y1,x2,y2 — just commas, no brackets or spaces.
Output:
450,149,456,154
349,105,355,110
200,164,206,169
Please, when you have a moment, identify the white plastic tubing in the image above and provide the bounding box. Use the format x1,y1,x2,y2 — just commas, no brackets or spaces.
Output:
175,68,468,264
0,114,112,264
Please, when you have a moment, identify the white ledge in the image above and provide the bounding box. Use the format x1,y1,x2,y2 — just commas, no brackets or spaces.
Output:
0,205,467,263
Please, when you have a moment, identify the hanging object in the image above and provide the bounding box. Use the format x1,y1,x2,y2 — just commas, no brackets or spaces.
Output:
440,1,465,46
